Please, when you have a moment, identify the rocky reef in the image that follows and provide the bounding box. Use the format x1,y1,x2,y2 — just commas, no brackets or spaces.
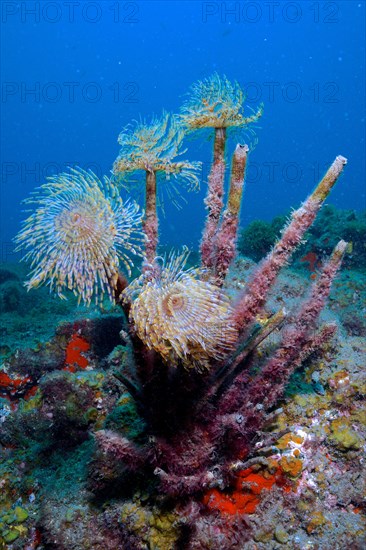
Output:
1,75,365,549
238,205,366,270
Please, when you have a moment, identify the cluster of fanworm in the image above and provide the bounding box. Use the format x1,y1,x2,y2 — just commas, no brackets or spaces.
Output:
15,74,348,546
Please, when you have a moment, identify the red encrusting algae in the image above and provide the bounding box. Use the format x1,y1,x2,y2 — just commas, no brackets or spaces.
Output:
0,371,33,400
203,465,294,515
64,333,90,372
300,251,322,275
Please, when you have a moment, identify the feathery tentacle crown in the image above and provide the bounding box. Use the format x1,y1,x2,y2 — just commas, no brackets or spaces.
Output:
14,167,144,305
180,73,263,130
113,112,201,203
124,248,238,369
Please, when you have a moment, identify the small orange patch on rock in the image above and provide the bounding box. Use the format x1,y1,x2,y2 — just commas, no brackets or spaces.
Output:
0,371,33,398
300,251,322,274
64,333,90,372
23,385,38,400
203,487,260,515
276,432,304,450
203,465,294,515
279,456,303,478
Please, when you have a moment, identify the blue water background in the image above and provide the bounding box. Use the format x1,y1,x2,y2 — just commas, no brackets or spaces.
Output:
1,0,365,260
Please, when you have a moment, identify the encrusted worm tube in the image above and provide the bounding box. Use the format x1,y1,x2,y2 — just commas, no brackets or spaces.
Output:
238,240,347,415
214,143,249,284
143,170,159,268
231,155,347,334
200,127,227,270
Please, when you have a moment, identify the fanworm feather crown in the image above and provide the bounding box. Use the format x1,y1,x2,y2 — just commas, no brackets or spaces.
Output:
113,111,201,192
124,248,238,368
14,167,144,305
180,72,263,130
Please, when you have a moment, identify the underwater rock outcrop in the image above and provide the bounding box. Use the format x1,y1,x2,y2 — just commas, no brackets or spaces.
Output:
238,205,366,269
3,75,363,549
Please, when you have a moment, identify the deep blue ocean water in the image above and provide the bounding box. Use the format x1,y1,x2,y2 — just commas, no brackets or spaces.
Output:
1,0,365,259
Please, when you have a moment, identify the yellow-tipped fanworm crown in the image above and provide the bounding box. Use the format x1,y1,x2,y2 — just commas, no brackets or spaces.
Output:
14,167,144,305
123,247,238,369
180,73,263,131
113,112,201,205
